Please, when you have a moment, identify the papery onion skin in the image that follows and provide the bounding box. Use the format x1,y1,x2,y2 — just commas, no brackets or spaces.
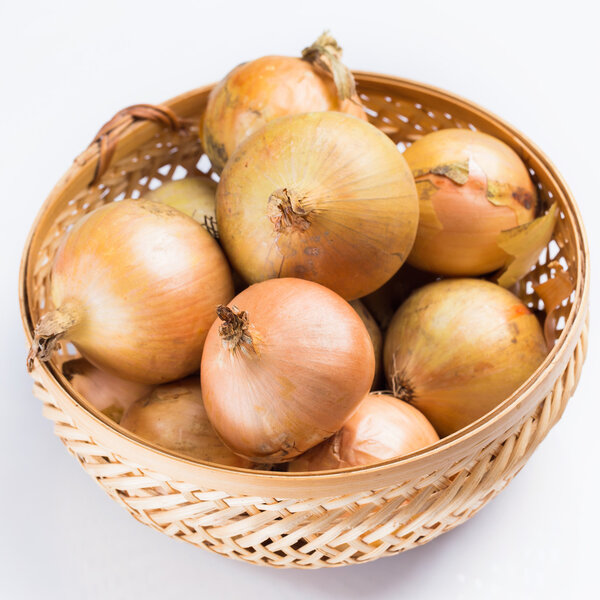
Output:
28,199,234,384
349,300,382,388
201,278,375,463
384,279,548,437
120,378,252,467
217,111,419,300
202,39,366,172
63,358,153,423
145,177,219,238
288,393,439,471
404,128,537,276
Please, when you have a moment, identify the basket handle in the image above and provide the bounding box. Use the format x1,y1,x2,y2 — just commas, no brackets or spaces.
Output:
87,103,190,186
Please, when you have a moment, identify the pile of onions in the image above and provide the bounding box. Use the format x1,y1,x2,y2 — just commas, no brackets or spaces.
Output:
384,278,548,436
404,128,537,276
289,393,439,471
145,177,218,238
27,199,234,384
201,278,375,463
217,111,419,300
202,32,366,172
120,378,251,467
63,358,153,422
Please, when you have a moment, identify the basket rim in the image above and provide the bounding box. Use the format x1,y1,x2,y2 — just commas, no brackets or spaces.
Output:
19,73,591,497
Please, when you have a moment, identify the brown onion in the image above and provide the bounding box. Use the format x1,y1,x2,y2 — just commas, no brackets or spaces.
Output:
201,278,375,463
289,393,439,471
384,279,547,437
349,300,382,388
404,128,537,276
62,358,153,422
202,32,366,172
27,199,234,384
217,111,419,300
120,378,251,467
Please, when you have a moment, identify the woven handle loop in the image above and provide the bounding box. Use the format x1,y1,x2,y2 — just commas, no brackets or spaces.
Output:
88,103,188,185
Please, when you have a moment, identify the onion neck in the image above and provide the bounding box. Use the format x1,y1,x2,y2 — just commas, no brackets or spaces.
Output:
27,302,82,372
216,305,257,355
391,371,415,404
267,188,311,233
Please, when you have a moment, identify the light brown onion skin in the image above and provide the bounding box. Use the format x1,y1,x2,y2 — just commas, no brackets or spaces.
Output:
63,358,153,422
289,393,439,472
404,128,537,276
201,278,375,463
384,279,548,437
203,55,366,172
217,111,419,300
349,300,382,388
120,378,251,467
48,199,234,384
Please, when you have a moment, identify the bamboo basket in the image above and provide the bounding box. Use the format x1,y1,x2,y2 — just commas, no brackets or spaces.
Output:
20,73,590,569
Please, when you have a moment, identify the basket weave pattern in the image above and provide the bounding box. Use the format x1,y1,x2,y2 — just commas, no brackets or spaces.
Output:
21,74,589,568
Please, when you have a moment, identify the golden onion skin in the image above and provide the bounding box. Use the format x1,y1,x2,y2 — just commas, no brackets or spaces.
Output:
201,278,375,463
289,393,439,471
384,279,548,437
404,128,537,276
120,378,252,467
217,112,419,300
203,55,366,172
349,300,383,388
48,199,234,384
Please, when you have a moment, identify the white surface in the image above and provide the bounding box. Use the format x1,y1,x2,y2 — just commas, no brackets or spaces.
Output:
1,1,598,598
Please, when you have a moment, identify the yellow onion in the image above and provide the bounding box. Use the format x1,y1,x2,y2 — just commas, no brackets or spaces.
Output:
289,393,439,471
404,128,537,276
201,278,375,463
217,111,419,300
349,300,382,388
145,177,218,238
202,32,366,172
120,378,251,467
27,199,234,384
384,279,547,437
62,358,153,422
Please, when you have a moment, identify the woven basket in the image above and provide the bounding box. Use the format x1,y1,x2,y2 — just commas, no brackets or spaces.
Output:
20,73,590,569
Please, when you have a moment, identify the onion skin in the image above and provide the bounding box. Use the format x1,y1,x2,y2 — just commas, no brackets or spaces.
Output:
62,358,153,423
217,111,419,300
404,129,537,276
120,378,252,467
145,177,218,238
203,50,366,172
384,279,548,437
201,278,375,463
288,393,439,471
349,300,382,388
28,199,234,384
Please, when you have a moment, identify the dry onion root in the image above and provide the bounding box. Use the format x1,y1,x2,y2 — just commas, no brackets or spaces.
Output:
404,128,538,276
349,300,383,388
201,278,375,463
384,278,548,437
27,199,234,384
217,111,419,300
62,358,153,423
120,378,252,467
202,32,366,172
288,392,439,471
145,177,219,238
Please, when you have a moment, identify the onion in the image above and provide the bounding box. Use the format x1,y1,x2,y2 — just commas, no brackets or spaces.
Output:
349,300,382,388
120,378,252,467
145,177,218,238
384,279,548,437
288,393,439,471
217,111,419,300
202,32,366,172
62,358,153,422
404,128,537,276
27,199,234,384
201,278,375,463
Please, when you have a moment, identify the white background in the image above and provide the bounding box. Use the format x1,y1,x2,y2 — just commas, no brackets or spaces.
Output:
1,1,598,598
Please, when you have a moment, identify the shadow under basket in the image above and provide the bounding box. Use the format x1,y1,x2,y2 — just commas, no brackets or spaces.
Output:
20,73,590,569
